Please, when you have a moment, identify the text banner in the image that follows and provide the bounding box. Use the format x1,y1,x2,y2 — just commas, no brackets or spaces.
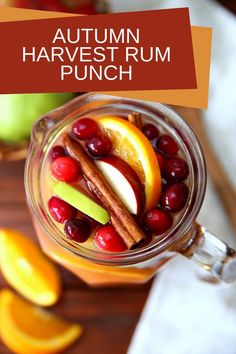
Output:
0,8,196,93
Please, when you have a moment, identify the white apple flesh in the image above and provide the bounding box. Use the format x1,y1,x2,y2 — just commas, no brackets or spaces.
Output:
96,156,144,215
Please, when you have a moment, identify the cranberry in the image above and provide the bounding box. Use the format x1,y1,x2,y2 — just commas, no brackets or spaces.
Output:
164,157,189,181
161,183,189,212
48,197,77,223
140,231,153,247
145,208,173,235
87,135,112,157
51,156,79,182
78,212,99,231
64,219,90,243
72,118,99,140
156,135,179,156
142,123,159,140
49,145,66,161
162,178,168,190
94,225,127,252
155,151,166,172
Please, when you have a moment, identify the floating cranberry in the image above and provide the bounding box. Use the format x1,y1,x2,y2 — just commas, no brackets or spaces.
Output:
49,145,66,161
164,157,189,181
156,135,179,156
48,197,77,223
140,231,153,247
162,178,168,190
142,123,159,140
87,135,112,157
80,213,99,231
51,156,79,182
155,151,166,172
94,225,127,252
64,219,90,243
72,118,99,140
161,183,189,212
145,208,173,235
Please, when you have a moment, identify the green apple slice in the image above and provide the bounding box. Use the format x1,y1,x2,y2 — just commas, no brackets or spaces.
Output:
53,182,110,225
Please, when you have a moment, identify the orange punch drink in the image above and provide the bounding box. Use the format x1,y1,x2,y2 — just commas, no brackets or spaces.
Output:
25,93,218,287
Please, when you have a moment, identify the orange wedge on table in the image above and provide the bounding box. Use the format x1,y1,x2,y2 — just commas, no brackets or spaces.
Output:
0,289,82,354
0,229,61,306
97,116,161,210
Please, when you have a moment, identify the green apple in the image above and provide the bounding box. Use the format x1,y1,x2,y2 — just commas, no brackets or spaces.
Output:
53,182,110,225
0,93,74,143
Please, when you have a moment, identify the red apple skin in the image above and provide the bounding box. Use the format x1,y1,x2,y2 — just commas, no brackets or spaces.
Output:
4,0,96,14
4,0,32,7
97,156,145,215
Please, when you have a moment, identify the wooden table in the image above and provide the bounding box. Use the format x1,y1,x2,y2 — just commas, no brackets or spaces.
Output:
0,160,152,354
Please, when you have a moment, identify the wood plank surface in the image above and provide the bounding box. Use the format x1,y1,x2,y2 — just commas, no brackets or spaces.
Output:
0,160,151,354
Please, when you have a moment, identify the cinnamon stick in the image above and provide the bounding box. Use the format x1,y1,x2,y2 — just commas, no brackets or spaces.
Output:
128,112,143,129
87,181,136,248
64,135,145,249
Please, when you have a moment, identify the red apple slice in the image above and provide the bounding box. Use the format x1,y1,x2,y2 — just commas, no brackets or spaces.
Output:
95,156,144,215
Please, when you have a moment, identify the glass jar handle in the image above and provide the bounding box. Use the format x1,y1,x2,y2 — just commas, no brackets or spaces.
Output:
178,224,236,283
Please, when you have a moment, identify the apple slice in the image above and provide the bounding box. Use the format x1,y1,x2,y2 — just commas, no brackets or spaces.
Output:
53,182,110,225
95,156,144,215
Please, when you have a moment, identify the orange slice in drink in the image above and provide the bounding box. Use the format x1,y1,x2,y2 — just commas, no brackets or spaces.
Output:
0,229,61,307
97,116,161,210
0,289,82,354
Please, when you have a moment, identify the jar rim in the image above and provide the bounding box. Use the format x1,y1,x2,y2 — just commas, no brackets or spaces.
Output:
25,93,206,266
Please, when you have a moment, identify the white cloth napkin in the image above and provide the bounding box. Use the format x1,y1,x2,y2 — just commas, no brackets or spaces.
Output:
108,1,236,353
128,256,236,354
127,178,236,354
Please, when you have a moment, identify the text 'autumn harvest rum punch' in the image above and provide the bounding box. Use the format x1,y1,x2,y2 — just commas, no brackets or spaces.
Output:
22,28,171,81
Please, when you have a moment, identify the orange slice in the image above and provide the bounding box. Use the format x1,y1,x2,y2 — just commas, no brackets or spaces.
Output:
97,116,161,210
0,229,61,307
0,289,82,354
